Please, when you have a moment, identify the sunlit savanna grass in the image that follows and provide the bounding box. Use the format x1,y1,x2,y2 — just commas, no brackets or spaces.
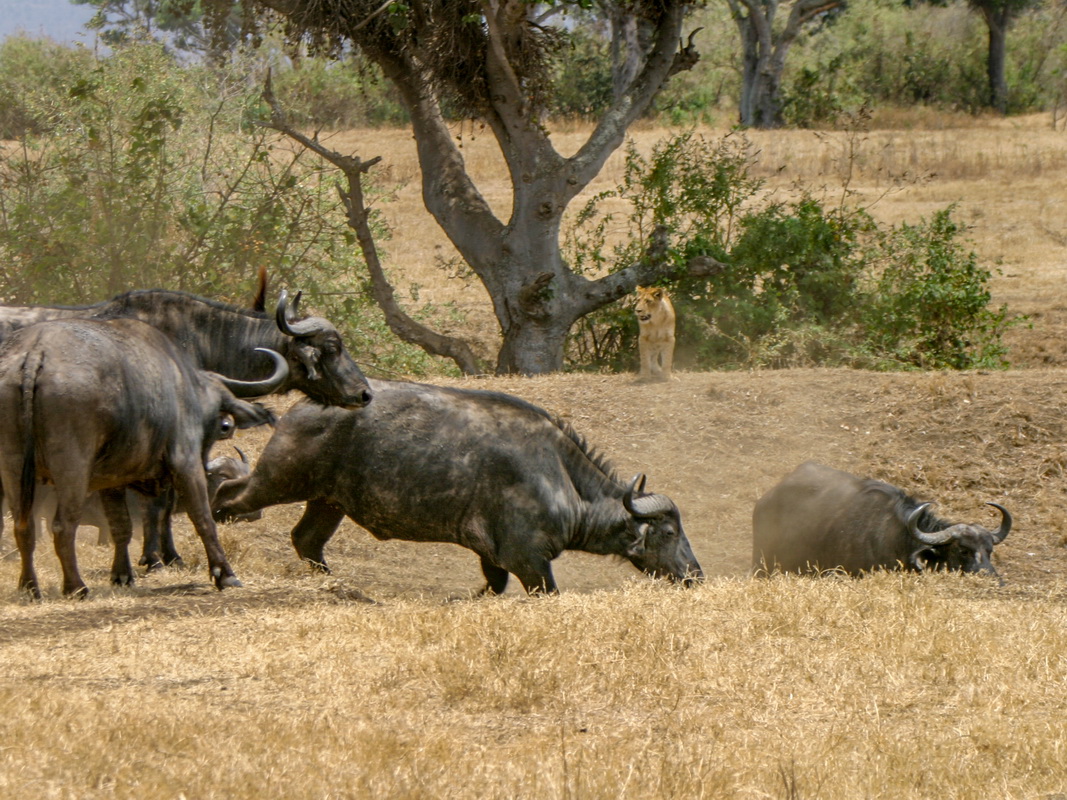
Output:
1,571,1065,800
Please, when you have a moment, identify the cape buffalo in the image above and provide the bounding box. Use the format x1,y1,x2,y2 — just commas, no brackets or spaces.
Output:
752,461,1012,578
0,286,372,568
214,380,703,594
0,318,283,598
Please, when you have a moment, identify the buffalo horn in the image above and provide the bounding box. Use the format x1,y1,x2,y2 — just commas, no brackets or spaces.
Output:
218,348,289,397
623,474,675,518
985,502,1013,543
276,289,329,337
906,502,954,546
234,446,249,465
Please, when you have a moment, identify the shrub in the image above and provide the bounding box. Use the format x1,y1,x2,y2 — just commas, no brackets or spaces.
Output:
0,40,441,377
564,131,1017,372
859,207,1013,370
0,35,94,138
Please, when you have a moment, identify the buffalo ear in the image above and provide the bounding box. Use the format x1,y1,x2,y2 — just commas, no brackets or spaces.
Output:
296,344,321,381
225,397,276,430
626,524,648,559
909,547,938,571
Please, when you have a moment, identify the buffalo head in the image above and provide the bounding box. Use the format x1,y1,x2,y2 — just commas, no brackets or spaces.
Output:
207,447,261,523
621,474,703,586
276,291,372,409
906,501,1012,578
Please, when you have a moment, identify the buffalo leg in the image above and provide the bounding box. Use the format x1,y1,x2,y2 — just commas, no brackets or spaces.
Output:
100,488,136,586
510,558,559,595
290,499,345,573
140,490,182,570
12,509,39,598
174,469,240,590
478,557,510,596
51,495,88,598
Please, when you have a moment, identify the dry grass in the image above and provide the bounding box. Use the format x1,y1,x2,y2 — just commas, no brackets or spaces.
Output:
4,116,1067,798
1,574,1065,799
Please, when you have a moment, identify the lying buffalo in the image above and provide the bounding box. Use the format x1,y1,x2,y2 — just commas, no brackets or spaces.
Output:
752,461,1012,578
215,380,703,594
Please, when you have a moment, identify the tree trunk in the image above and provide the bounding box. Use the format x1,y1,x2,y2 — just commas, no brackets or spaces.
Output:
730,0,844,130
984,9,1010,114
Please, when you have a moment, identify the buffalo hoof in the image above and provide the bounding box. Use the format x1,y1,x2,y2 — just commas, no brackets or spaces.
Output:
303,558,331,574
211,569,243,590
139,555,165,571
64,586,90,600
111,572,136,587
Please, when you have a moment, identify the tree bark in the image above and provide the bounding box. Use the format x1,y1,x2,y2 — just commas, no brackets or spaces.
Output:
982,7,1011,114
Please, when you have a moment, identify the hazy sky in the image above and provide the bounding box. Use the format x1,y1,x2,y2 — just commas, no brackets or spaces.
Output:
0,0,98,45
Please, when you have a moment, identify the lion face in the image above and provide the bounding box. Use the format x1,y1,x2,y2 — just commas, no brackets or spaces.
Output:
634,286,672,326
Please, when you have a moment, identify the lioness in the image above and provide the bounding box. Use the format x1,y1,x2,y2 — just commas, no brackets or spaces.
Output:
634,285,675,382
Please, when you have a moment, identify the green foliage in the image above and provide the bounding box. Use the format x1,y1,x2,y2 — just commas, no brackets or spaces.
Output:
548,28,614,119
565,132,1017,373
0,36,95,138
860,207,1012,369
780,0,1066,121
268,57,409,128
0,39,443,378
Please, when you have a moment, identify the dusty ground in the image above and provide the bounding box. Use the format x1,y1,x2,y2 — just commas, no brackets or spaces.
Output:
61,365,1057,606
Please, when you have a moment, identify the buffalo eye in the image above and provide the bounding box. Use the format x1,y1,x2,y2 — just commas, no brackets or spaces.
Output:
217,414,236,439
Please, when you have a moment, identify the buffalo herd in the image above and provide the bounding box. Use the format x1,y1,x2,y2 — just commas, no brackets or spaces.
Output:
0,284,1014,599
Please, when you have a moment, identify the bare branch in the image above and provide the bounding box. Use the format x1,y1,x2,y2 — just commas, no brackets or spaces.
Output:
259,73,485,375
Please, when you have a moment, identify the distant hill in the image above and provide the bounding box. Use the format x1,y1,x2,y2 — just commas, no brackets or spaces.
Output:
0,0,97,45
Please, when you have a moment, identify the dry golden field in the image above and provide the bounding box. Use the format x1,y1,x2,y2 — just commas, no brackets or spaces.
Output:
3,115,1067,799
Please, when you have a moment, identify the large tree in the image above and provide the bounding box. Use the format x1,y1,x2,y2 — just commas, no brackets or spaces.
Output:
726,0,843,128
192,0,711,374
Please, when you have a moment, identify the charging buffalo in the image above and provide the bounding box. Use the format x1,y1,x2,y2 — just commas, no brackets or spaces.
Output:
752,461,1012,578
214,380,703,594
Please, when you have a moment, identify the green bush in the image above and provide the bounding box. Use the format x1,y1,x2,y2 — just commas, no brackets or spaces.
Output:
859,207,1012,369
268,57,409,128
565,131,1017,372
0,40,442,377
0,35,94,138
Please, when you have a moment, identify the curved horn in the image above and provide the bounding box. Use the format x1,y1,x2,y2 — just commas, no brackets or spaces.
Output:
233,446,248,465
985,502,1013,543
275,289,329,337
629,494,676,518
907,502,954,546
217,348,290,398
623,474,674,518
622,474,644,516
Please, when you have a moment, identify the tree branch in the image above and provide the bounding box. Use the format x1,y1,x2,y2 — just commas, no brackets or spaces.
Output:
577,225,727,314
568,3,695,194
259,72,485,375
